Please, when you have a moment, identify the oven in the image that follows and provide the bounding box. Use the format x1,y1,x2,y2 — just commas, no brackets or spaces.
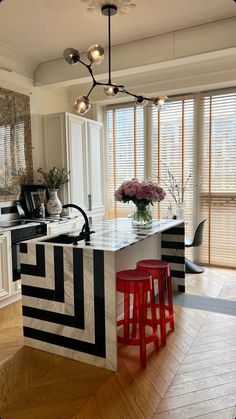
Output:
11,223,47,281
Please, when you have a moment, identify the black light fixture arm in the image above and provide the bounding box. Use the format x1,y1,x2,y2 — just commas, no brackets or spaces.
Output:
65,2,169,114
108,6,112,85
122,88,153,102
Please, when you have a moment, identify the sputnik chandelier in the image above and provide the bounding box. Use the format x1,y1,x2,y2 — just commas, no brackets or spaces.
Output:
63,0,169,115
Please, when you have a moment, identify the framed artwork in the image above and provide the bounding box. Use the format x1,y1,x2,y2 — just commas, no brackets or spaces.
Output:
22,184,48,217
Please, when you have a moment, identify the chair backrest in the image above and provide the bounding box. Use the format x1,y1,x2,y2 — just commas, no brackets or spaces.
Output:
193,219,206,247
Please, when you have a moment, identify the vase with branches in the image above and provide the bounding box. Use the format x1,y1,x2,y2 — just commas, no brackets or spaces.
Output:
161,166,191,219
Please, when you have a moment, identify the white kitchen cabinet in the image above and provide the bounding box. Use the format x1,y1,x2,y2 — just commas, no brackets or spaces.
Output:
43,112,105,219
0,231,20,308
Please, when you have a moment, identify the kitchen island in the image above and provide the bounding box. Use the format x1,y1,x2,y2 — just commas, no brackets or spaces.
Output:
20,218,185,371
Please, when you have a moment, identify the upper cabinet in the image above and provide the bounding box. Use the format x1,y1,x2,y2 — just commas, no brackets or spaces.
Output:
43,113,104,218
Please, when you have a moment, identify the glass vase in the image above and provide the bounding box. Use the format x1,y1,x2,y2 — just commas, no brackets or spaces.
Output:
46,189,62,217
175,202,184,219
132,202,152,227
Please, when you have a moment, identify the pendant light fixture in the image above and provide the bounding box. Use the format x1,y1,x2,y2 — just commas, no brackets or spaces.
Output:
63,1,169,115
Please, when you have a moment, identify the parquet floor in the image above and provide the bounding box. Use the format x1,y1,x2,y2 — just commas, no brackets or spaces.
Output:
1,267,236,419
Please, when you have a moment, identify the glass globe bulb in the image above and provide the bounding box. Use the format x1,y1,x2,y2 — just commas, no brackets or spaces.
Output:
135,96,148,107
87,44,104,65
153,96,168,107
74,96,91,115
104,85,119,98
63,48,80,65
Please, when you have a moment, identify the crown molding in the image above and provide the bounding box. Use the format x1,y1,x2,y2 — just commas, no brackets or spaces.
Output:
0,41,38,79
34,16,236,87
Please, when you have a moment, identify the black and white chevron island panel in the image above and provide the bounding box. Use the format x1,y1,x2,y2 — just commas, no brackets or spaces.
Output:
20,218,185,371
20,242,117,370
161,222,185,291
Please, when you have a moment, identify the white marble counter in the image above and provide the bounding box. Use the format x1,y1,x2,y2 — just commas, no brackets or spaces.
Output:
33,218,183,252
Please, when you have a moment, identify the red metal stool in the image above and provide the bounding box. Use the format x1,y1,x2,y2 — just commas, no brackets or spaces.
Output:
136,260,174,346
116,269,159,368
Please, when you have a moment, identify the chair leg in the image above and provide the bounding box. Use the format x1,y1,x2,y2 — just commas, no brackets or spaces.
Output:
185,257,204,274
167,276,174,332
132,293,138,338
158,280,166,346
124,293,130,341
138,284,146,368
150,287,159,351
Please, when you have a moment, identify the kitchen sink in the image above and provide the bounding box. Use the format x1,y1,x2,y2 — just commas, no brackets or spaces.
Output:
44,234,84,244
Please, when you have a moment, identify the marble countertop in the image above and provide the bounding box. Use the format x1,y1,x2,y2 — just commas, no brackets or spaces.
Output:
29,218,184,252
0,216,79,233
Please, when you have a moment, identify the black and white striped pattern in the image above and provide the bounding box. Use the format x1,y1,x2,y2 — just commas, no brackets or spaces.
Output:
161,223,185,291
20,243,106,359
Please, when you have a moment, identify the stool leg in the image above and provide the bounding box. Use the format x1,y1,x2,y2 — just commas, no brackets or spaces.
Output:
124,293,130,341
150,287,159,351
138,284,146,368
158,279,166,346
167,276,174,332
132,293,138,338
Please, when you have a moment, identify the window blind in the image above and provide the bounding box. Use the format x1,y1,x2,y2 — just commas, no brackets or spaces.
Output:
105,104,145,218
150,98,195,238
0,87,33,199
199,91,236,268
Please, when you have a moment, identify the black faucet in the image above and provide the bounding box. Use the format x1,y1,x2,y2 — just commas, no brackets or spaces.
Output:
62,204,92,243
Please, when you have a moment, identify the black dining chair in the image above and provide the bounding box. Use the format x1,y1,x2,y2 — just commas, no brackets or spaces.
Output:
185,219,206,273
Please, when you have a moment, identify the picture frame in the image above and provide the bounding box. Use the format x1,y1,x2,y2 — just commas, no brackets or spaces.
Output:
22,184,48,217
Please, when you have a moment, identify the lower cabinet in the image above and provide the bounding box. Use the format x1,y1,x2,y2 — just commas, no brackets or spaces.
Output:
0,231,21,308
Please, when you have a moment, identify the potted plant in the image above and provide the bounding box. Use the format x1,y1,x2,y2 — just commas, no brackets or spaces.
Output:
37,167,70,216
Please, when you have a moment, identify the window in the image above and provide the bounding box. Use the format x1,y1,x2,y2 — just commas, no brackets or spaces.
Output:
150,98,195,239
0,87,33,199
105,97,195,238
105,104,145,218
199,91,236,268
105,90,236,268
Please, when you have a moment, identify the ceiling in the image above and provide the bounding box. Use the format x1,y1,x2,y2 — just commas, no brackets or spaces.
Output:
0,0,236,65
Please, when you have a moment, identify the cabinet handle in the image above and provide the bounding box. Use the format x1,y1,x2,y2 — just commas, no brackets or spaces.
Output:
88,194,92,211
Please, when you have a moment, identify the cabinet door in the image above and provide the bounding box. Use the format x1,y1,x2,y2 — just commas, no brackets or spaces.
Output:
0,232,12,300
87,120,104,214
66,115,88,213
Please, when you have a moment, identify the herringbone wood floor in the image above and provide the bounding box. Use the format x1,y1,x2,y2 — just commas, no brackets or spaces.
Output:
1,267,236,419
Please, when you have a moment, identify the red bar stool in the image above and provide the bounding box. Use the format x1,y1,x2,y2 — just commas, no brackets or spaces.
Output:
116,269,159,368
136,260,174,346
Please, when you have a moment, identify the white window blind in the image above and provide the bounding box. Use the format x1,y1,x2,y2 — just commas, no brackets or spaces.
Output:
105,104,145,218
150,98,195,238
199,91,236,268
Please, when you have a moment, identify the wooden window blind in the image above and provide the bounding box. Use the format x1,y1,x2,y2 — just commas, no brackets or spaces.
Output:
150,98,195,239
105,97,195,235
199,91,236,268
0,87,33,199
105,104,145,218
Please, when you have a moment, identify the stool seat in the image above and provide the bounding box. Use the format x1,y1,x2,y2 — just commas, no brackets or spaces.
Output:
136,259,174,346
116,269,153,293
137,259,171,277
116,268,158,368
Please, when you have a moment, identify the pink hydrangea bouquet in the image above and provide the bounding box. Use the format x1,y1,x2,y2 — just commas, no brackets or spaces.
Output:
114,178,166,225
